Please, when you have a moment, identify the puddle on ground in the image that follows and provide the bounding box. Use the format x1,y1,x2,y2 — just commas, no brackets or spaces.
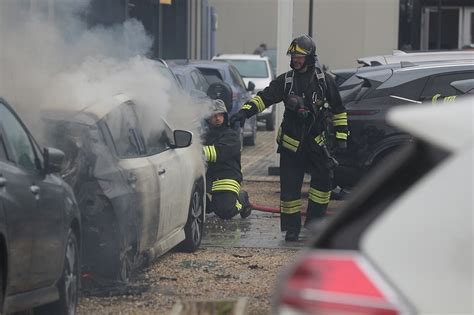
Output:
202,213,310,249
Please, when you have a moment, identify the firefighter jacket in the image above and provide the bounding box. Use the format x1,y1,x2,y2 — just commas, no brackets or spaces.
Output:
240,66,348,154
203,122,243,194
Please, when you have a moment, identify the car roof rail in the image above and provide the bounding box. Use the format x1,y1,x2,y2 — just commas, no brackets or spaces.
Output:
392,50,407,55
400,61,417,68
156,58,170,68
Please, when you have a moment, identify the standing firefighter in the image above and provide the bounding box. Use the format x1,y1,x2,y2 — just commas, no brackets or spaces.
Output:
230,35,348,241
203,99,252,220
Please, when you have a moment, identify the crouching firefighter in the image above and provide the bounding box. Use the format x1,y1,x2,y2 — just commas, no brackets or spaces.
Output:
230,35,348,241
203,98,252,219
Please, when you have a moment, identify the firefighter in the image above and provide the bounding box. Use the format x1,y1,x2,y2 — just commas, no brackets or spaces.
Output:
230,35,348,241
203,99,252,220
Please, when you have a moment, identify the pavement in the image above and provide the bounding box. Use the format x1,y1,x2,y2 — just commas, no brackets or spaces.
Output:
202,125,324,249
240,127,280,181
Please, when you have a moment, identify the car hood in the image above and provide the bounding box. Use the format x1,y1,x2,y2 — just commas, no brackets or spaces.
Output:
387,96,473,152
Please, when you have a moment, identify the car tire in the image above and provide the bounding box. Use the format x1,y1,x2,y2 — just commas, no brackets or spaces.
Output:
243,118,257,146
101,213,133,282
35,229,79,315
178,182,204,253
266,110,276,131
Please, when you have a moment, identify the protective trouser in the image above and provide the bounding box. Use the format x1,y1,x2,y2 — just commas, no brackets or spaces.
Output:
206,178,243,220
279,147,332,232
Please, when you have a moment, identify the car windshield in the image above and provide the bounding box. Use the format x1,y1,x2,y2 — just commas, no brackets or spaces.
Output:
220,60,269,78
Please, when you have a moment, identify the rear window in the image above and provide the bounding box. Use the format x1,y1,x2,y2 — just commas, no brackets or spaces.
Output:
198,68,224,85
421,72,474,98
218,59,269,78
364,76,429,101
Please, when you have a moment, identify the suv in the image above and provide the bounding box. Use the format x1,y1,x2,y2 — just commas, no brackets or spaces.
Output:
168,60,258,146
168,63,209,100
213,54,277,130
333,60,474,188
0,99,81,314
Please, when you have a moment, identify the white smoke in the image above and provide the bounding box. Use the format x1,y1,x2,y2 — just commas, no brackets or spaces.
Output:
0,0,209,138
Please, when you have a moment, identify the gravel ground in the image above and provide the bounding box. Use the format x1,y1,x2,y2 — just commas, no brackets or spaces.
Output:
77,178,344,314
78,247,299,315
77,179,303,315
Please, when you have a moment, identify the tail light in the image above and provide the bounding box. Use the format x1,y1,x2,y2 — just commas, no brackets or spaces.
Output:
274,251,412,315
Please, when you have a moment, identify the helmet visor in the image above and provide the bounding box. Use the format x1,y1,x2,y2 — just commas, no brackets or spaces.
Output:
286,42,310,56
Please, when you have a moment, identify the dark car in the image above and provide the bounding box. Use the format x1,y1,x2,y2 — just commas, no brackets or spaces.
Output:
0,99,81,314
168,60,258,146
168,63,210,99
42,94,206,282
273,97,473,314
332,60,474,189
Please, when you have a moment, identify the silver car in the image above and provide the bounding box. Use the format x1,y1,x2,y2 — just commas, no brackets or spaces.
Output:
43,94,206,281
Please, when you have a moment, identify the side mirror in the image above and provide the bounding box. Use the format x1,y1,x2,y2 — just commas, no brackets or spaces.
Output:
247,81,256,92
173,130,192,148
43,147,65,174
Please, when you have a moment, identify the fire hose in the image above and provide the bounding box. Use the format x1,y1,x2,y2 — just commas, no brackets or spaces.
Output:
250,203,334,216
250,203,305,215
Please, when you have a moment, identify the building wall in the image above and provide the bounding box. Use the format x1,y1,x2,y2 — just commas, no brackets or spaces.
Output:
209,0,399,69
208,0,278,55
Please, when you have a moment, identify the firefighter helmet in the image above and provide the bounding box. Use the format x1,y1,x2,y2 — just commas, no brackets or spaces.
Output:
287,35,317,67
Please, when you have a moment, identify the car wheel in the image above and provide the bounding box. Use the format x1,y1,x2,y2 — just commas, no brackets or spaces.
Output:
178,183,204,252
243,118,257,146
266,110,276,131
102,214,133,282
35,229,79,315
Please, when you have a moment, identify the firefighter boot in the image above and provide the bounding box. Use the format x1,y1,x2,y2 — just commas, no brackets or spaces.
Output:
239,191,252,218
285,229,300,242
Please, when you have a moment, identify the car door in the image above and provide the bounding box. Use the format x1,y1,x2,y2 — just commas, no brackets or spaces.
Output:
145,119,188,242
103,102,160,253
0,103,40,293
28,137,66,289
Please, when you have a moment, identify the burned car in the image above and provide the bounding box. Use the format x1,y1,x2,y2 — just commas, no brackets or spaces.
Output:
42,94,206,281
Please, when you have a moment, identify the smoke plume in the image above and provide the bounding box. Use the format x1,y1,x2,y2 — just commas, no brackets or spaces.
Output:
0,0,209,139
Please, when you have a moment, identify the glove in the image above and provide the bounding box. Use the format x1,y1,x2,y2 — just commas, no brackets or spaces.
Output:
230,110,247,128
336,140,347,154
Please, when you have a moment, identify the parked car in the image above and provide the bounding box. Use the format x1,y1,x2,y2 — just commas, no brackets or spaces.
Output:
333,60,474,189
42,94,206,281
263,48,277,76
168,60,258,146
273,96,473,315
168,63,210,100
0,99,81,314
356,49,474,67
213,54,277,130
